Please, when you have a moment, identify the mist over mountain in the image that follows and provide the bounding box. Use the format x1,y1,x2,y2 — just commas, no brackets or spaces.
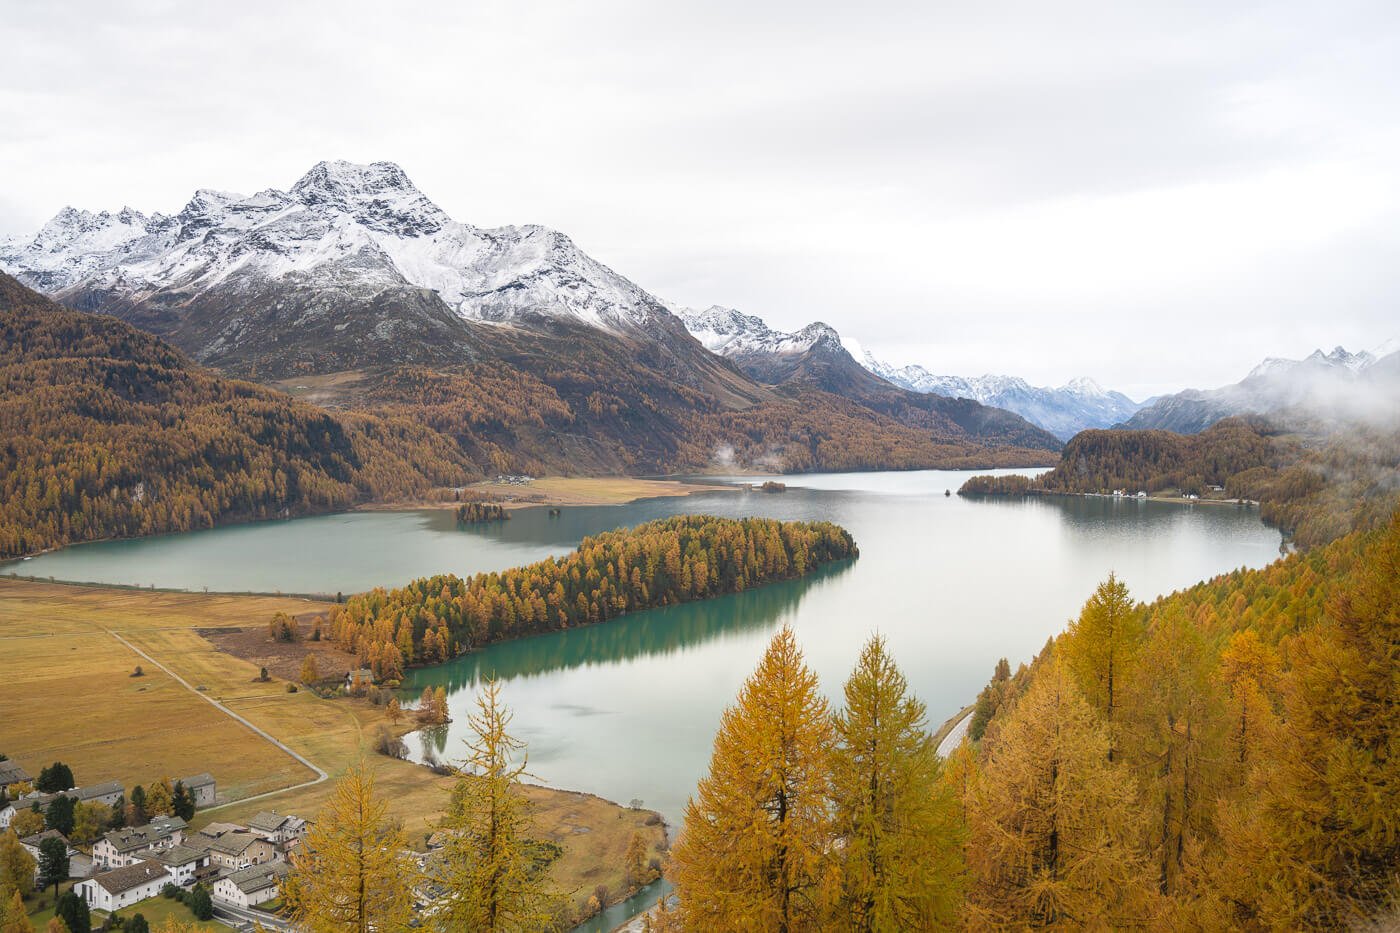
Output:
1121,345,1400,434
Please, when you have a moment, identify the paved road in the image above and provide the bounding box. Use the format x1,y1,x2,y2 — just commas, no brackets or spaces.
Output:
103,627,328,809
214,900,294,931
936,708,974,758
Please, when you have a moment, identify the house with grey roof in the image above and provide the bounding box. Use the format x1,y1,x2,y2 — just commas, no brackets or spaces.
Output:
213,861,291,909
74,858,173,913
92,815,188,869
0,761,32,787
178,772,217,809
155,843,212,886
247,811,309,846
197,830,276,871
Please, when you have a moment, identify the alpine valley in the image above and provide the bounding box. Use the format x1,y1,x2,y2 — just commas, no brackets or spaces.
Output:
0,160,1060,491
673,303,1146,440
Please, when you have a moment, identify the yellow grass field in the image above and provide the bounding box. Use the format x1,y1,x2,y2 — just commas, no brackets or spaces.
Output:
0,579,666,912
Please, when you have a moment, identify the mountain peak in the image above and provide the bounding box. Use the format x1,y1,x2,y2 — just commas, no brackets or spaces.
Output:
292,160,416,200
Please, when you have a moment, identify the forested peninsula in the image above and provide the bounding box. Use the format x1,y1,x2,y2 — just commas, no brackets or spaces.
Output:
327,515,857,677
959,417,1400,547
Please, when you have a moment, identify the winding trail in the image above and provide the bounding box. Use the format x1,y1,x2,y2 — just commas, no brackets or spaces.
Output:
103,626,328,809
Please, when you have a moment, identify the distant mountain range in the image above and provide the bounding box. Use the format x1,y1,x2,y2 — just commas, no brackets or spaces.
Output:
1121,345,1400,433
673,305,1143,441
0,160,1061,474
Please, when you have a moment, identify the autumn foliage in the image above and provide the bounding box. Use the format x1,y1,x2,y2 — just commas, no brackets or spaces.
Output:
327,516,857,678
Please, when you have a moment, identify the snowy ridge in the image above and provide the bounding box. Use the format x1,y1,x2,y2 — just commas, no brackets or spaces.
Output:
673,304,843,357
675,304,1141,440
0,160,672,335
1247,346,1376,380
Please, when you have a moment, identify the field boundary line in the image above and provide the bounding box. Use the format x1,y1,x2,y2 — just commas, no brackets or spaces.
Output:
102,627,328,809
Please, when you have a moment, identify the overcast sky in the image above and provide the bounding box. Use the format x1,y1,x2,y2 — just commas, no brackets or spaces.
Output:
3,1,1398,397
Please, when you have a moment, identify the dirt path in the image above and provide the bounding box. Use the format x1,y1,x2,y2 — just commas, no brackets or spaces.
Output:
103,626,328,808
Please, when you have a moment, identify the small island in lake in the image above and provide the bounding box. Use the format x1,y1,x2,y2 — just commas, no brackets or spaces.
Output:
328,514,858,673
760,481,787,493
456,502,510,523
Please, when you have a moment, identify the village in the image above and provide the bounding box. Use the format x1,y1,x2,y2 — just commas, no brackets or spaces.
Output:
1,759,306,931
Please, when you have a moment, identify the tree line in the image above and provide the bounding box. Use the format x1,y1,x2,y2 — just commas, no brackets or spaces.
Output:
326,516,858,679
960,416,1400,547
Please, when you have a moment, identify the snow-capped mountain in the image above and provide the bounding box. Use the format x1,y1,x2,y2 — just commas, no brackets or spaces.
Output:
1122,345,1400,433
1,160,672,335
677,305,843,358
854,351,1142,441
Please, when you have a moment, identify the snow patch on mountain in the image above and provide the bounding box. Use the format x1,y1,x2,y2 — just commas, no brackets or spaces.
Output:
0,160,672,335
674,304,842,357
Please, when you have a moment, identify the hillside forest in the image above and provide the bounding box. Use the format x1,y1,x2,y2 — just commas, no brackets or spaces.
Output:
959,416,1400,548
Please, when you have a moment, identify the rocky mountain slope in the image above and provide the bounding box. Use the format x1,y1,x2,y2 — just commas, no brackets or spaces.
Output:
675,305,1137,441
1121,345,1400,434
1,161,1061,472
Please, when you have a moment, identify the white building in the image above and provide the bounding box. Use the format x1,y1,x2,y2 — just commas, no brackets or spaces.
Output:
154,844,211,886
74,859,172,913
92,816,188,869
213,862,290,909
246,811,309,846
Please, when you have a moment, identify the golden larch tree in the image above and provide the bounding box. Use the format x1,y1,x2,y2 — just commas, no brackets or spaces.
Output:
964,655,1158,928
438,677,555,932
1063,572,1142,758
1227,513,1400,928
829,635,963,931
283,759,417,932
1,888,33,933
670,626,835,932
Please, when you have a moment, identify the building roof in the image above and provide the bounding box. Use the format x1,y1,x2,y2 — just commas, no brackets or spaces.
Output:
179,772,215,790
0,761,31,785
247,811,298,833
100,815,187,853
223,862,290,895
90,859,169,896
20,828,68,849
18,780,124,812
156,844,208,867
204,831,264,856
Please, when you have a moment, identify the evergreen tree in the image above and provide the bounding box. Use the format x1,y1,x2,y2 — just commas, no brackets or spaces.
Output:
108,795,125,830
34,764,73,794
829,635,962,931
170,782,195,821
439,677,554,932
671,627,835,932
54,891,89,933
284,760,416,932
36,837,68,897
0,829,36,899
44,797,74,837
964,656,1157,928
1063,573,1142,758
187,885,212,921
126,915,149,933
128,786,147,826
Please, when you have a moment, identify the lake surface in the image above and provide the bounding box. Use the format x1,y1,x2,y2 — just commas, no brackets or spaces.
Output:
6,470,1281,836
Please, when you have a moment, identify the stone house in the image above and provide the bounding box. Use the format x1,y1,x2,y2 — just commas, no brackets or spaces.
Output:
199,830,277,871
178,772,217,809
